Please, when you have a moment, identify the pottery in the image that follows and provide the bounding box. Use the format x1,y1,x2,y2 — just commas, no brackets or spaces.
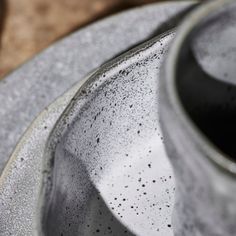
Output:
0,2,196,236
160,0,236,235
0,1,193,174
38,32,175,236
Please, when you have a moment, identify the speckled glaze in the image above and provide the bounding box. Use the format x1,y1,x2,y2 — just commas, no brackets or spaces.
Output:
0,2,196,236
0,1,194,174
38,32,175,236
160,0,236,235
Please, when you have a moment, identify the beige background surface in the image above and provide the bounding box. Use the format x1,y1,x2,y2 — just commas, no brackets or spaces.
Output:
0,0,160,79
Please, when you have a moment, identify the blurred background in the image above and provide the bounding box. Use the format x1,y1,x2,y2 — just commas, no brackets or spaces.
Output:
0,0,164,79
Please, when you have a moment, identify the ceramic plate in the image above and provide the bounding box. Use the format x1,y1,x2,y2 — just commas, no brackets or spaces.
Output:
0,2,196,235
0,1,194,172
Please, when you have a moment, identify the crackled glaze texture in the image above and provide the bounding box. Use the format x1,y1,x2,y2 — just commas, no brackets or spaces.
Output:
161,1,236,235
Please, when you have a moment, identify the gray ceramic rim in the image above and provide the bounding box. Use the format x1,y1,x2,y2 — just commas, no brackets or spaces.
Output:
0,75,89,183
165,0,236,175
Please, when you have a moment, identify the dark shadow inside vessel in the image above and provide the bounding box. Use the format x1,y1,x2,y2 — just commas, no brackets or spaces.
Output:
175,8,236,161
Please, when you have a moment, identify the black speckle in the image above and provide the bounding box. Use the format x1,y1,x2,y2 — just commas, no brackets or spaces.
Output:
97,138,100,144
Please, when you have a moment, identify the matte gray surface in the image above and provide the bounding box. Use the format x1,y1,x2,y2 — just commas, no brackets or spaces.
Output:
0,2,195,236
0,1,193,173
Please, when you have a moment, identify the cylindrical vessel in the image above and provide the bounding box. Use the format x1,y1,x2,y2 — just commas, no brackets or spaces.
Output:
160,0,236,235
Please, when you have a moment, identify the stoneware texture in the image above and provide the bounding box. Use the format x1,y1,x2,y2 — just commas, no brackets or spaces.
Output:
0,1,196,236
0,1,194,173
39,32,175,236
160,0,236,235
0,0,164,78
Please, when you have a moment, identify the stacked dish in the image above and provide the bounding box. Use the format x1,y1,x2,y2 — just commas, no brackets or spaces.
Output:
7,1,236,235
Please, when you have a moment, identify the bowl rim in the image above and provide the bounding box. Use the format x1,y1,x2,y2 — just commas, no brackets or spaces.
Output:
165,0,236,176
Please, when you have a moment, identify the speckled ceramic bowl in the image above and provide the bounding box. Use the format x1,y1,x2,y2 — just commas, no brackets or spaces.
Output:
38,32,176,236
160,0,236,235
0,2,196,236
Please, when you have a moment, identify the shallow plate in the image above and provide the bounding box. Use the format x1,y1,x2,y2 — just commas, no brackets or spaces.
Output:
0,2,196,236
